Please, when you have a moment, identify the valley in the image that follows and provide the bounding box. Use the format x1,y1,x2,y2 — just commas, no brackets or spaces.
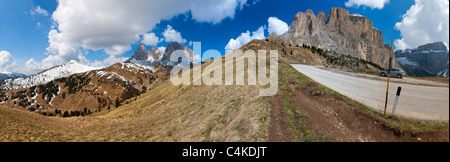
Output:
0,6,448,142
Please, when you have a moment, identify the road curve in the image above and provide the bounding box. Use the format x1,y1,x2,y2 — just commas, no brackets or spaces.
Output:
291,64,449,122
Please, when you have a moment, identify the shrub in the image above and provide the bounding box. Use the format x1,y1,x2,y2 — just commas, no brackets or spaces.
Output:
63,111,69,117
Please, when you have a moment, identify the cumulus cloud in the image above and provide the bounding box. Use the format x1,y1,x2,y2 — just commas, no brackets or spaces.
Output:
90,56,129,67
0,51,16,72
163,25,187,44
188,0,248,24
158,46,166,54
195,54,201,63
225,26,266,53
141,33,163,46
394,0,449,50
29,0,250,70
267,17,289,35
25,58,41,70
345,0,390,9
224,17,288,53
30,5,49,16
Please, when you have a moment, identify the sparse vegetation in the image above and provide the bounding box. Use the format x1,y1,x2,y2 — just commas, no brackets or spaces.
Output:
64,75,91,94
38,81,59,103
302,44,384,71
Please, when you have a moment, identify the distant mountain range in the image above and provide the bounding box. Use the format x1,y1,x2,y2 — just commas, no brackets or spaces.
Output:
395,42,449,77
0,60,102,90
0,72,26,81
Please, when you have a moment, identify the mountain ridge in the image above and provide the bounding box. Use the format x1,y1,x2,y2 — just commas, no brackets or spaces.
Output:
0,60,102,90
395,41,449,77
0,72,27,81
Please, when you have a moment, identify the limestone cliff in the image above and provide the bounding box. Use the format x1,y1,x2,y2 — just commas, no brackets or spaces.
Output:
281,7,398,69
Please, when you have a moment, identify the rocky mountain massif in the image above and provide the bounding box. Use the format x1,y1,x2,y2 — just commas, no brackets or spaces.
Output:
125,42,195,66
395,42,449,77
277,7,398,69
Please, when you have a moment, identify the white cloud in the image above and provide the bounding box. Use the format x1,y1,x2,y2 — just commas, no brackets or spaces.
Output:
225,26,266,53
25,58,41,70
30,0,250,71
394,0,449,50
90,56,129,67
188,0,248,24
158,46,166,54
345,0,390,9
194,54,201,63
30,5,49,16
267,17,289,35
163,25,187,44
141,33,163,46
0,51,16,72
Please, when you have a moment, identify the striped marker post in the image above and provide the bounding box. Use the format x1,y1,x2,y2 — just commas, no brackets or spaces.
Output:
391,86,402,117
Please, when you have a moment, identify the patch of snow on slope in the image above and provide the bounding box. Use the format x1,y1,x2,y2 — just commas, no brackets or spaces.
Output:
397,57,419,66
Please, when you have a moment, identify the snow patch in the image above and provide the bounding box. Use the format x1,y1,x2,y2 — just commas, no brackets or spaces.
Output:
397,57,420,66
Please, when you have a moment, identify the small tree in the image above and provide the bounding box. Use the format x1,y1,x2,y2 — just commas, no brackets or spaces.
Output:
115,98,120,108
63,111,69,117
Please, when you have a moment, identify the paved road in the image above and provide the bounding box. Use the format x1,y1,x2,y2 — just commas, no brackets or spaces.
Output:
291,64,449,121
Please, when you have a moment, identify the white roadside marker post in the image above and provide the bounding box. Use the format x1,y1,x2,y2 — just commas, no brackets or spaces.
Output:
391,86,402,117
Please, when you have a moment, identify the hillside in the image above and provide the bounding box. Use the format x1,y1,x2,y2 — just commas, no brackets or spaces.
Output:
0,62,171,117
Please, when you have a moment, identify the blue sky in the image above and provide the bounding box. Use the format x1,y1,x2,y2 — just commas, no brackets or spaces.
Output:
0,0,448,75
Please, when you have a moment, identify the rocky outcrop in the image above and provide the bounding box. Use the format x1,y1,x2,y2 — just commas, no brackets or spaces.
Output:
125,42,194,66
161,42,195,63
281,7,397,69
125,44,148,63
395,42,449,77
148,46,163,62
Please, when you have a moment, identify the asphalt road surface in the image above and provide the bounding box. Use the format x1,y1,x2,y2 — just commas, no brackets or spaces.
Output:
291,64,449,121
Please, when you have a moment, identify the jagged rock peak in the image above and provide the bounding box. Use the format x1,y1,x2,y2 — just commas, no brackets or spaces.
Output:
317,11,327,25
125,44,149,63
149,46,162,61
162,42,195,63
327,7,349,25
